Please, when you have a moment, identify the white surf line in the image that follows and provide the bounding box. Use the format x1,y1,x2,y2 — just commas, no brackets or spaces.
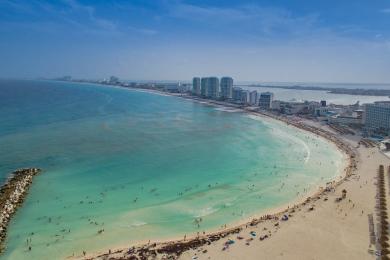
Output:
246,114,311,164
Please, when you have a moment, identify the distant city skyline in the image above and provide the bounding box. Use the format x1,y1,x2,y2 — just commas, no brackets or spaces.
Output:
1,0,390,83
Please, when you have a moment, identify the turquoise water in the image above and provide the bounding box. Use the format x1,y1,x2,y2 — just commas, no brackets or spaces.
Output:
0,80,344,259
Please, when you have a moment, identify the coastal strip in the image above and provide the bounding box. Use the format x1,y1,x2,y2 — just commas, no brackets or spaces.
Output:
85,90,357,260
0,168,41,253
242,84,390,97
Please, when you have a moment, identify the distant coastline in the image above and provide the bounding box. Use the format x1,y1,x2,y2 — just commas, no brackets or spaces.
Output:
242,84,390,97
50,78,390,97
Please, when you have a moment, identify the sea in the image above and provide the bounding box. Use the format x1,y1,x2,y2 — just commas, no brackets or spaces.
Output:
0,79,362,259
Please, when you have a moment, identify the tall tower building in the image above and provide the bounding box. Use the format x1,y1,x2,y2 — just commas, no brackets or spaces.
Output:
220,77,233,99
259,92,274,109
207,77,219,99
201,77,208,97
192,77,201,95
233,87,242,101
249,90,258,106
240,90,249,104
364,102,390,132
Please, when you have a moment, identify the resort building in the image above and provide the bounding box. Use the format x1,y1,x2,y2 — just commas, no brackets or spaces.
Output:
249,90,258,106
240,90,250,104
308,101,321,114
259,92,274,109
109,76,119,84
232,87,242,102
201,77,208,97
178,83,191,93
328,115,362,125
314,106,330,117
206,77,220,99
220,77,233,99
162,83,181,93
275,101,307,115
192,77,201,95
364,102,390,133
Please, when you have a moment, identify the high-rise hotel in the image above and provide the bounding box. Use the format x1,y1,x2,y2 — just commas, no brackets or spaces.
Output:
200,77,208,97
207,77,220,99
199,77,220,99
259,92,274,109
364,101,390,133
220,77,233,99
194,76,238,101
192,77,201,95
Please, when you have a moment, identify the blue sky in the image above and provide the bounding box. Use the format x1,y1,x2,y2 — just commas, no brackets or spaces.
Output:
0,0,390,83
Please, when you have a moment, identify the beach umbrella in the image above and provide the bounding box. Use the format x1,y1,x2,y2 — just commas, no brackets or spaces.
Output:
378,210,388,216
381,248,390,256
381,220,390,226
380,244,390,252
380,241,390,249
380,240,390,247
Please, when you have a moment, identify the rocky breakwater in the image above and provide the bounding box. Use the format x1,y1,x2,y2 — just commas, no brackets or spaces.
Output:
0,168,41,253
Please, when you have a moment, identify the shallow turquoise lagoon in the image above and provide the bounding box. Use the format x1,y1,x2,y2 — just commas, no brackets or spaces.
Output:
0,80,344,259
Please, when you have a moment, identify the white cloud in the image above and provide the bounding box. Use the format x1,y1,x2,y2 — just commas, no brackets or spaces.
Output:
169,3,249,21
0,0,120,35
62,0,118,32
167,3,320,37
128,26,158,36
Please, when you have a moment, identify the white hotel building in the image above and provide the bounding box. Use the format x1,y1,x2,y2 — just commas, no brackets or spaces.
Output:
364,101,390,132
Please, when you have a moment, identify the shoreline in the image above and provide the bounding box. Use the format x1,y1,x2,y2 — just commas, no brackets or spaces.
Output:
80,86,356,260
0,168,41,253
